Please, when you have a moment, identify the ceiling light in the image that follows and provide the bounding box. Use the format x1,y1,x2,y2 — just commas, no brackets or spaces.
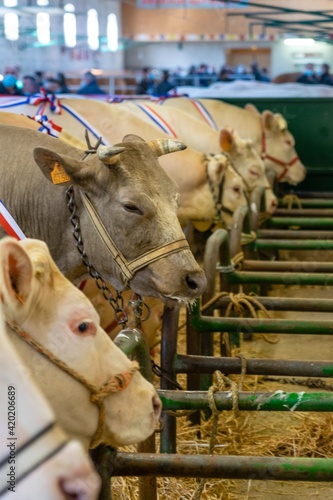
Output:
284,38,315,46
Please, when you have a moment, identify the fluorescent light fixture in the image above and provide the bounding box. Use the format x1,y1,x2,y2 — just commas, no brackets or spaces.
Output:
284,38,315,46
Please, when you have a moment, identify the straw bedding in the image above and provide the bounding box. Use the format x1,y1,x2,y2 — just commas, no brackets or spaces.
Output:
111,283,333,499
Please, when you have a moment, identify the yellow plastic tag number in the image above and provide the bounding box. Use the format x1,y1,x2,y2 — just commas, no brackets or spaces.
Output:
51,162,71,185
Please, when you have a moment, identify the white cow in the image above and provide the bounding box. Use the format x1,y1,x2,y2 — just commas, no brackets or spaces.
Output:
0,237,161,450
0,302,100,499
161,97,306,185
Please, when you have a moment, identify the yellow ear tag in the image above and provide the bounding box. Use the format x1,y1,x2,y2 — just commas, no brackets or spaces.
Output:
51,162,71,185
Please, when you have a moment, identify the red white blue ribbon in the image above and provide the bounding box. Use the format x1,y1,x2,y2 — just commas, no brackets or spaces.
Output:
28,88,62,115
29,114,63,138
134,103,178,137
0,200,25,240
189,99,218,130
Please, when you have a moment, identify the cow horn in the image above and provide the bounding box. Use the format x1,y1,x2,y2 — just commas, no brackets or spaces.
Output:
98,145,126,165
148,139,187,157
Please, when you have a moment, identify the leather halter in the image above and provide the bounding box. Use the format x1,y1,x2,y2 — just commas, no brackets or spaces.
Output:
76,141,191,287
261,130,300,182
80,191,190,286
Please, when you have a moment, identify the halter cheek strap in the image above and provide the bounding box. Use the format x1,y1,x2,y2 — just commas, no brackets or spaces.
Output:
261,130,300,181
80,191,190,286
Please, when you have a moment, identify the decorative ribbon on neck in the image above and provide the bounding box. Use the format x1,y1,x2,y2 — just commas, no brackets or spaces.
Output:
190,99,219,130
28,88,62,115
261,130,299,181
28,114,63,138
0,199,26,240
134,103,178,137
7,320,139,449
79,190,190,286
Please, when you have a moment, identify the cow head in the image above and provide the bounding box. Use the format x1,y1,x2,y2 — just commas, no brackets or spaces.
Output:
245,104,306,185
33,135,206,307
204,153,248,228
220,128,277,214
0,237,162,449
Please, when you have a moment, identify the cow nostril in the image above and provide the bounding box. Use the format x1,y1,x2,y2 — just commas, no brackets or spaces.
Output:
185,271,207,294
186,275,199,290
153,394,162,421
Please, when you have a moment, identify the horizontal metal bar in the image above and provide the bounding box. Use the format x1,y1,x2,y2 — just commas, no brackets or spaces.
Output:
214,294,333,312
275,209,333,217
255,239,333,251
266,218,333,228
243,260,333,273
258,229,333,240
224,270,333,286
175,355,333,377
191,313,333,335
110,452,333,481
159,390,333,412
292,199,333,207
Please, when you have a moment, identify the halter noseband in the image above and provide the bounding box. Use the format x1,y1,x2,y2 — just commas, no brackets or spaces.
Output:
7,320,139,449
261,130,300,182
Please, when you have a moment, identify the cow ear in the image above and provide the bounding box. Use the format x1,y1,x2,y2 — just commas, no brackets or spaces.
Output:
219,128,235,153
262,111,276,132
122,134,146,143
245,103,260,116
33,148,74,185
0,238,33,308
33,148,97,187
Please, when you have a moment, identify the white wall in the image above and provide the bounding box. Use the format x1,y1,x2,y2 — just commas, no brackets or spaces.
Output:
124,42,226,72
271,39,333,78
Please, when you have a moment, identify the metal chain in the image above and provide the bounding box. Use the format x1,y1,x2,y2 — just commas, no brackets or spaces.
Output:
66,184,129,326
263,376,333,391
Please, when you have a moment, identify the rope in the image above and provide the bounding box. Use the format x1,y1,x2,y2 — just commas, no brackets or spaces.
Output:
231,251,244,270
192,370,240,500
240,231,257,246
7,321,139,449
282,193,302,209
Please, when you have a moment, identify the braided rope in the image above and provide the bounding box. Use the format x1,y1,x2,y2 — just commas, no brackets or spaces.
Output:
282,193,302,210
193,370,240,500
7,321,139,448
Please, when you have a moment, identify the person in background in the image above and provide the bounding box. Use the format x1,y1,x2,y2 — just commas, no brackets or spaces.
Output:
77,71,106,95
135,67,154,95
318,63,333,86
153,70,175,96
22,75,38,96
57,72,71,93
296,63,319,84
0,74,24,95
251,61,270,82
217,67,233,83
43,77,62,94
34,70,44,90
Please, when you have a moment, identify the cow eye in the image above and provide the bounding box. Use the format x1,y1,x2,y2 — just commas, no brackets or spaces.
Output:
233,186,241,194
75,320,97,336
78,322,88,333
123,203,143,215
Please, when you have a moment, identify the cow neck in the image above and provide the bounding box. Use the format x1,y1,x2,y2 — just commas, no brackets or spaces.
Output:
7,320,139,449
260,130,299,181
